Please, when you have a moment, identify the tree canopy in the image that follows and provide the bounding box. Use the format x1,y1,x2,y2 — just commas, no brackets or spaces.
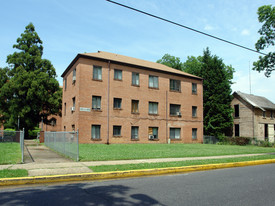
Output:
158,48,234,137
0,23,62,135
156,54,183,70
253,5,275,77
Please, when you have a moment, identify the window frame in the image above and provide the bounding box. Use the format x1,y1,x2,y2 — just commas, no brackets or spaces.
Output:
234,104,240,118
92,125,101,139
113,98,122,109
131,126,139,140
192,83,197,94
114,69,122,81
132,72,140,86
92,96,101,110
170,104,181,116
93,65,102,80
192,128,197,140
192,106,197,118
149,75,159,89
113,125,122,137
170,79,181,92
148,127,158,140
149,102,158,115
170,128,181,139
131,100,139,114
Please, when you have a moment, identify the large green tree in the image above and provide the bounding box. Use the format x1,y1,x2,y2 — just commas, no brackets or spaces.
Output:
158,48,234,137
253,5,275,77
156,54,183,70
0,23,62,136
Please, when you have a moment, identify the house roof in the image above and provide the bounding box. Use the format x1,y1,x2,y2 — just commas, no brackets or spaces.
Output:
61,51,202,80
233,91,275,111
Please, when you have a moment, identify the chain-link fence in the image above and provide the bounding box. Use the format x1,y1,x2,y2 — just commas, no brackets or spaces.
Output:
44,131,79,161
0,129,25,163
203,135,219,144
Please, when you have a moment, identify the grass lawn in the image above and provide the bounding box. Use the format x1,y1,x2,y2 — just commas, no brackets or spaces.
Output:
0,143,22,164
79,143,275,161
0,169,28,178
90,154,275,172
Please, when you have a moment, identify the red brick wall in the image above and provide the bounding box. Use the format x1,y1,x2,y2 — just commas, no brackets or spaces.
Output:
62,57,203,144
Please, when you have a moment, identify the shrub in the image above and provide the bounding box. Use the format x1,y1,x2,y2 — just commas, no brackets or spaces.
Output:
28,127,41,139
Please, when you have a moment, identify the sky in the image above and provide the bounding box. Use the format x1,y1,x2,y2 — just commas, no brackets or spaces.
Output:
1,0,274,102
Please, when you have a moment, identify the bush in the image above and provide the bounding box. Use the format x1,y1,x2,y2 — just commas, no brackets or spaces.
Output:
28,127,41,139
217,136,251,146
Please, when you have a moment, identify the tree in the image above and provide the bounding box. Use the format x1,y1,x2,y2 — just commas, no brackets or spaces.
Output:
157,54,183,70
0,23,62,136
253,5,275,77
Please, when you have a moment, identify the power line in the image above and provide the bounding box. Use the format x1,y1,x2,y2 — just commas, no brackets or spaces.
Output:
106,0,267,56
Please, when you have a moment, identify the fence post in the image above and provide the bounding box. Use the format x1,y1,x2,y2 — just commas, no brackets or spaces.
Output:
21,128,25,163
77,129,79,161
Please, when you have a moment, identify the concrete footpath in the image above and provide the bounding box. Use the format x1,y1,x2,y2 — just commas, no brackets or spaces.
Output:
1,140,275,186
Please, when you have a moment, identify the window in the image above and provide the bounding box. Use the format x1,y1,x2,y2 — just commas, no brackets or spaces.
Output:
72,97,75,112
170,104,181,116
234,104,239,118
92,125,101,139
114,69,122,80
131,126,139,140
113,98,122,109
132,72,139,86
170,79,181,92
93,66,102,80
170,128,181,139
50,118,56,126
64,78,67,90
64,103,66,116
72,124,75,132
192,106,197,117
148,127,158,139
271,111,274,119
92,96,101,110
263,111,266,118
149,75,159,88
149,102,158,115
192,128,197,139
113,125,121,136
64,126,66,131
235,124,240,137
72,69,76,83
131,100,139,113
192,83,197,94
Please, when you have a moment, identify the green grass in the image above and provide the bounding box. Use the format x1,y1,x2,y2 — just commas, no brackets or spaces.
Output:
90,155,275,172
0,143,22,164
80,143,275,161
0,169,28,178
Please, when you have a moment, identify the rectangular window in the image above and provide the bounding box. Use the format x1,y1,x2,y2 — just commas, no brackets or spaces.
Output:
92,125,101,139
64,103,66,116
148,127,158,139
170,128,181,139
93,66,102,80
192,83,197,94
235,124,240,137
72,69,76,83
64,78,67,90
271,111,274,119
114,69,122,80
131,126,139,140
72,124,75,132
170,104,181,116
113,125,121,136
192,128,197,140
132,72,139,86
149,75,159,88
113,98,122,109
234,104,239,118
92,96,101,110
149,102,158,115
72,97,75,112
131,100,139,113
192,106,197,117
170,79,181,92
263,111,266,118
64,126,66,131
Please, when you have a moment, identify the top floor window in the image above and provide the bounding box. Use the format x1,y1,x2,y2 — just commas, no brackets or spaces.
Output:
192,83,197,94
170,79,181,92
149,75,159,88
93,66,102,80
263,111,266,118
271,111,274,119
234,104,239,118
132,72,139,86
64,78,67,90
72,68,76,83
114,69,122,80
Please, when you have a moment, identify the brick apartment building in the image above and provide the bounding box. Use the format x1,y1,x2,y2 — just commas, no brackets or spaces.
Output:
61,51,203,144
232,91,275,142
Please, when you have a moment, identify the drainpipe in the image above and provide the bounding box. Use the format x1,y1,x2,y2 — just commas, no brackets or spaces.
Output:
107,61,110,145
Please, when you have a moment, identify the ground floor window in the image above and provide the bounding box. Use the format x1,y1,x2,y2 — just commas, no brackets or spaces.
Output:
148,127,158,139
131,126,139,140
170,128,181,139
92,125,101,139
192,128,197,140
113,125,121,136
235,124,239,137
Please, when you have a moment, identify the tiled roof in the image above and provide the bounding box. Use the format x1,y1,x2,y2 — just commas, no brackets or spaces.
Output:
62,51,202,80
234,91,275,111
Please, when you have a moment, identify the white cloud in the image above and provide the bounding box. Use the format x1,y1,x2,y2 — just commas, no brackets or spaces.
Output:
204,24,214,31
241,29,250,36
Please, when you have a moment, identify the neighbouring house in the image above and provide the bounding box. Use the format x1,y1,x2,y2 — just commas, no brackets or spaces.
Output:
61,51,203,144
232,91,275,142
39,114,62,132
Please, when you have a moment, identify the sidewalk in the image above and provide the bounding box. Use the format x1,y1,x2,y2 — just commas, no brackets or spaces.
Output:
1,140,274,176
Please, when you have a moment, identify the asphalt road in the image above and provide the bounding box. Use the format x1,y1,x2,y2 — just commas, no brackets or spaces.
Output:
1,164,275,206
